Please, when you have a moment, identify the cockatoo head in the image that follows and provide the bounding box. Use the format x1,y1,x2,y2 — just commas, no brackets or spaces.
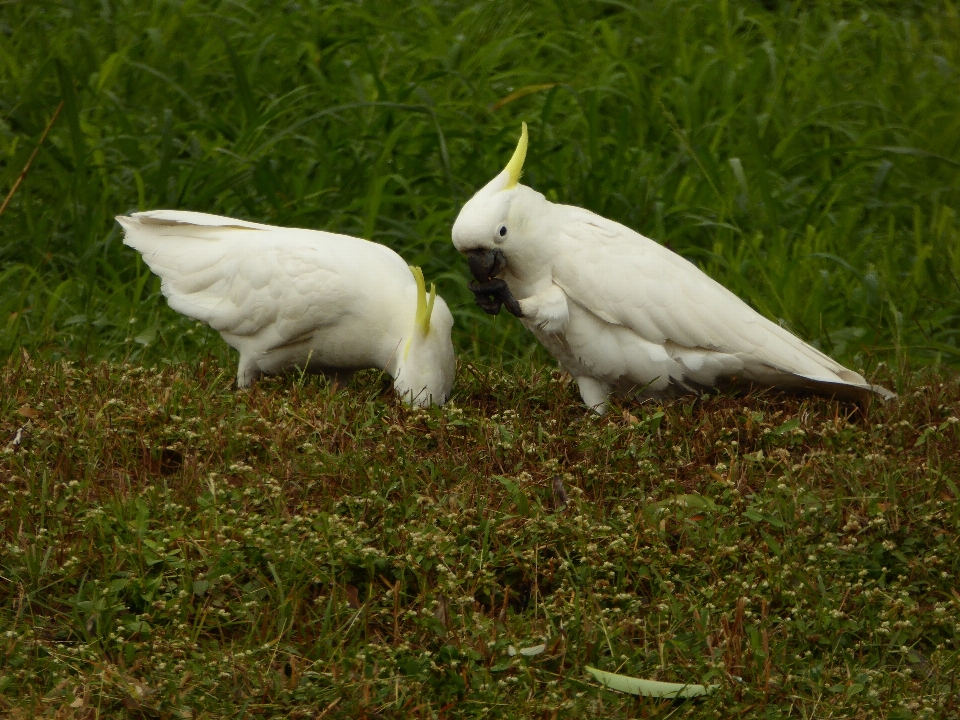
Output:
452,123,545,286
393,266,456,407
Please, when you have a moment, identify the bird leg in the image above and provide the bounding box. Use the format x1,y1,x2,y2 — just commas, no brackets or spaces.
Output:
516,284,569,333
468,278,524,318
575,376,611,415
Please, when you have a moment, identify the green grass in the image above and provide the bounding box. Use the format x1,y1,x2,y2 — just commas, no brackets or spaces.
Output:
3,1,960,717
2,358,959,717
1,0,959,367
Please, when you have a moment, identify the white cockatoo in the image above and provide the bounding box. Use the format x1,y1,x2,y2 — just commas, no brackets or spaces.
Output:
119,210,456,407
452,124,894,413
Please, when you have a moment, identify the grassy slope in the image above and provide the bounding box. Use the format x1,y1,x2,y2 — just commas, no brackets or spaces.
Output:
1,0,959,366
1,359,959,717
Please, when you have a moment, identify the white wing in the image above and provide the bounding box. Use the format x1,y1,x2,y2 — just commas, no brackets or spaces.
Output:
552,208,892,400
118,210,407,343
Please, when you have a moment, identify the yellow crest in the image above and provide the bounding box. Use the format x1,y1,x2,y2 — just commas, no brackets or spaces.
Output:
503,122,528,190
410,265,436,336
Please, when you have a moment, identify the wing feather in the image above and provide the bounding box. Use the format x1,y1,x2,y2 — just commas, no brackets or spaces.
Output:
118,211,382,342
552,208,874,390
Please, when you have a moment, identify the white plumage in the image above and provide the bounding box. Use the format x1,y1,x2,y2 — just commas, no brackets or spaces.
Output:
119,210,455,407
452,124,894,413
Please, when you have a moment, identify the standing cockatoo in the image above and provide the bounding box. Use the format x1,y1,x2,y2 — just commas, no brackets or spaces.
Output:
119,210,455,407
452,124,894,413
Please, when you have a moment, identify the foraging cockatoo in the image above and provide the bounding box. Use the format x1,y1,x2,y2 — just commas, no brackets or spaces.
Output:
452,124,894,413
119,210,455,407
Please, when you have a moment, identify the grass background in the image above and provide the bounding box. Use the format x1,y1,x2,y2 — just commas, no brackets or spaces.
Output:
2,0,959,370
2,0,960,717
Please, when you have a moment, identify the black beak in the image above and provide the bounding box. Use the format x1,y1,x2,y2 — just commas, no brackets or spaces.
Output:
463,248,523,318
466,248,507,283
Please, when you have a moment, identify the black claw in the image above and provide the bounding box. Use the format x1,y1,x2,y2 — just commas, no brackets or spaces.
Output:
473,293,503,315
464,248,522,318
469,280,504,315
501,290,524,318
468,278,524,318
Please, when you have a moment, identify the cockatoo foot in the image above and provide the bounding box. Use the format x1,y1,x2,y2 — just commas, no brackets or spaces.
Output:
237,357,262,388
465,248,523,316
468,278,524,317
576,376,610,415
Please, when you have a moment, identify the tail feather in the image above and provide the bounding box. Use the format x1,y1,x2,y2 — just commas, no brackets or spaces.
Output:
733,321,897,404
772,371,896,406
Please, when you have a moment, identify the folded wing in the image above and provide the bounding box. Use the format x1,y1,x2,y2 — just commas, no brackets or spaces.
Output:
118,210,356,342
552,209,893,402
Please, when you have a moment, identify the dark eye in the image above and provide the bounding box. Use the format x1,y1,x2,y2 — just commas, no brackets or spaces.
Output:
498,224,507,237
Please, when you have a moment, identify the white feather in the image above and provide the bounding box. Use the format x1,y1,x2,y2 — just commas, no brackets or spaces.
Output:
452,140,894,413
120,210,455,406
549,209,886,397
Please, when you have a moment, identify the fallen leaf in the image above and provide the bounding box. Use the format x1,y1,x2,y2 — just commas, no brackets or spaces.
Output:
17,406,38,419
434,595,448,629
551,476,569,510
585,666,718,698
507,643,546,657
344,584,360,609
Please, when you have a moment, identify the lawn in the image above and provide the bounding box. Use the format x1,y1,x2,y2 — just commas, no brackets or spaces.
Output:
2,0,960,717
2,359,959,717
